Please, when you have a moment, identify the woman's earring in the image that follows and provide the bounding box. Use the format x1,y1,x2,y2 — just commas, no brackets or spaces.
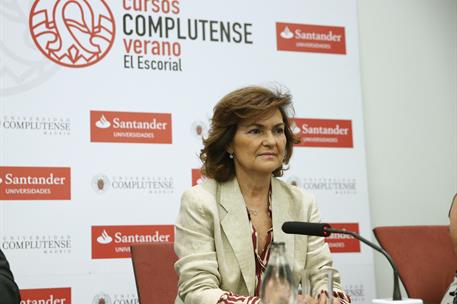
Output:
229,153,234,159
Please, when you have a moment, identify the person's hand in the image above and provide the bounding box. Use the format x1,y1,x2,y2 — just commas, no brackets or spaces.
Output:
297,291,351,304
316,290,350,304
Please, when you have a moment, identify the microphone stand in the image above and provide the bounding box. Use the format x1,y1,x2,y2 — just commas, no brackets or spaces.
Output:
326,228,402,301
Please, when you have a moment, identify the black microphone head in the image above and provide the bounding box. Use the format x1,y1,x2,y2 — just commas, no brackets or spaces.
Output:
281,221,331,237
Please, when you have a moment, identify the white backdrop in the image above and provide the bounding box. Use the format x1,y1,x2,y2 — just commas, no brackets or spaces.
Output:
358,0,457,297
0,0,375,302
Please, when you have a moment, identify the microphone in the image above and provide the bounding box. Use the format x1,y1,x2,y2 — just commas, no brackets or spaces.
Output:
281,221,332,237
281,221,402,301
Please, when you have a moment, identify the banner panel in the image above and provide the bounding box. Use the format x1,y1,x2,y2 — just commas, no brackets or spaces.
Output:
1,0,374,302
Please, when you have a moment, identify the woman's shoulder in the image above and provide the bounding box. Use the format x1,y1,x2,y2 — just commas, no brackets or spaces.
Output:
180,178,219,210
184,178,217,196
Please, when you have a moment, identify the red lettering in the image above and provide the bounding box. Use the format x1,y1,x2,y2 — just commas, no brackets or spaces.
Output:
151,0,180,14
172,0,180,14
152,0,160,12
123,0,131,10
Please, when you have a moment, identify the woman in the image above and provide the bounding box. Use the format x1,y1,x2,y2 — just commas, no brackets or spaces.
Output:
441,193,457,304
174,86,350,304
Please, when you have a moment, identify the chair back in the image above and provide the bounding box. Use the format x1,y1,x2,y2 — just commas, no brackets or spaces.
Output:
373,225,457,304
131,242,178,304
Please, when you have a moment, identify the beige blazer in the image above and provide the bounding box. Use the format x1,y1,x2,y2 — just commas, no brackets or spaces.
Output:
174,177,342,304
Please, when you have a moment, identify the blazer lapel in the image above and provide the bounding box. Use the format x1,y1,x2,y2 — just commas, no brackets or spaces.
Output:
271,178,295,268
219,178,256,295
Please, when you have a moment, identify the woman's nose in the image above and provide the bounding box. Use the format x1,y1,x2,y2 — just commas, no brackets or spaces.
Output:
262,131,276,145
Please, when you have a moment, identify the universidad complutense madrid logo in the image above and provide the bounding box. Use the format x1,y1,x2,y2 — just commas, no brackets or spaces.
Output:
29,0,116,68
90,110,172,144
20,287,72,304
290,118,353,148
91,225,174,259
0,166,71,200
287,176,357,196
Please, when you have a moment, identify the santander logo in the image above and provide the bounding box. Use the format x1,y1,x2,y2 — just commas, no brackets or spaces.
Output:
276,22,346,55
20,287,71,304
92,225,174,259
325,223,361,253
0,166,71,200
191,169,206,186
95,115,111,129
29,0,116,67
90,110,173,144
280,27,294,39
96,230,113,244
292,118,353,148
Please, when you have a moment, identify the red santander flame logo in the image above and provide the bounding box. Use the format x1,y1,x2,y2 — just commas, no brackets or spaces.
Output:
90,111,173,144
325,223,361,253
29,0,115,67
0,167,71,200
20,288,71,304
291,118,353,148
276,22,346,55
91,225,174,259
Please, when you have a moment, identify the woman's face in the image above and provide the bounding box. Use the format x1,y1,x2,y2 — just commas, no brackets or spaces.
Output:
228,109,287,178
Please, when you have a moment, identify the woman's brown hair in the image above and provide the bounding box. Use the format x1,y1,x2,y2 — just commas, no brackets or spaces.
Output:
200,85,299,182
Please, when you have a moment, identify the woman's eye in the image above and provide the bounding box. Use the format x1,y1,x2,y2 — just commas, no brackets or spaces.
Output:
248,128,261,134
275,127,285,134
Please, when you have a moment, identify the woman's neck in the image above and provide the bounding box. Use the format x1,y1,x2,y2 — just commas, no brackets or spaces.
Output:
235,170,271,209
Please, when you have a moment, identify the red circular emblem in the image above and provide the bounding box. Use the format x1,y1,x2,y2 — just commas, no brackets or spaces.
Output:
29,0,116,68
